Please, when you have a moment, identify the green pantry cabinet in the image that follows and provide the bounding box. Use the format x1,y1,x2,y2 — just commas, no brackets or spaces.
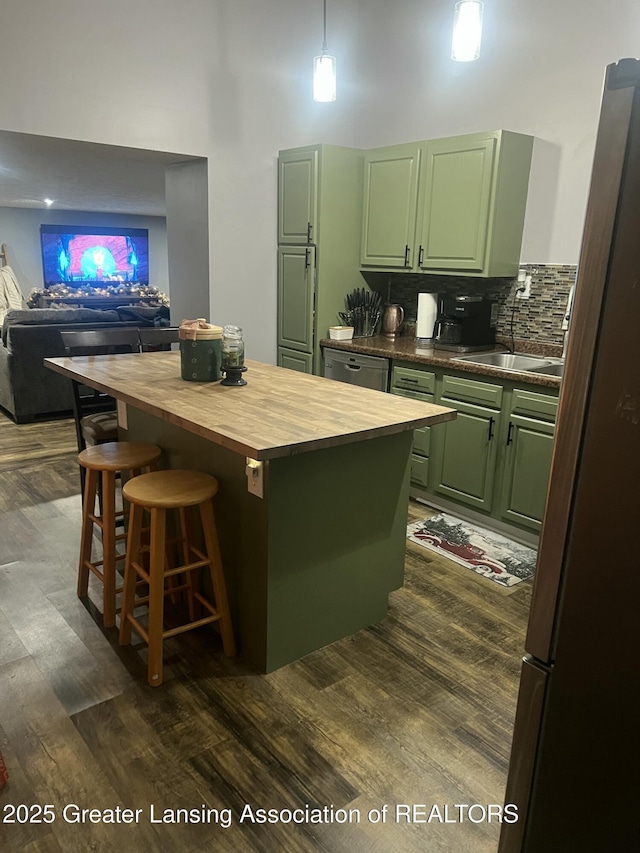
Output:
277,145,363,374
360,130,533,276
391,363,559,534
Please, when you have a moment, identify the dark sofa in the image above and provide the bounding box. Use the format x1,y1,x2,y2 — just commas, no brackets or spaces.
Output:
0,306,169,423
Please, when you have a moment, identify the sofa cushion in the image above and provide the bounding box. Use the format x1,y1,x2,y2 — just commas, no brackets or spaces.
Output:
115,305,170,326
2,308,121,346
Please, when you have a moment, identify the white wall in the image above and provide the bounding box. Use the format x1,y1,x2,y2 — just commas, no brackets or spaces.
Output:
0,0,637,359
0,207,167,300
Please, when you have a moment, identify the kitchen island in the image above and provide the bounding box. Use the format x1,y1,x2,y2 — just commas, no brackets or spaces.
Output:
46,351,455,672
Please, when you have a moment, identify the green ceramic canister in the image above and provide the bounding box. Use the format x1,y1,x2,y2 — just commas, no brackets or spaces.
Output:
180,334,223,381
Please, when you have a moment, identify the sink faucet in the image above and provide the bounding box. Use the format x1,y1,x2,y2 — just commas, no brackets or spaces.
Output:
561,283,576,359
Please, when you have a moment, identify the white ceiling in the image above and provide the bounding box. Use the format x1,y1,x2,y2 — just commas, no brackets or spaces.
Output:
0,130,202,217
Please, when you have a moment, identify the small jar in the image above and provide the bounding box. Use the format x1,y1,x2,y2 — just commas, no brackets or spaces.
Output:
222,325,245,369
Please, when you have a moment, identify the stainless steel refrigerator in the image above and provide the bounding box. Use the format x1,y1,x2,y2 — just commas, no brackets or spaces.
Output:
499,58,640,852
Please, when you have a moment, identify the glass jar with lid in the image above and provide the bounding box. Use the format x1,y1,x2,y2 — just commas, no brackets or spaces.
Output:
221,325,245,369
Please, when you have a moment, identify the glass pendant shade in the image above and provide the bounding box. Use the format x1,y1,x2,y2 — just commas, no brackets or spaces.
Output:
313,52,337,102
451,0,484,62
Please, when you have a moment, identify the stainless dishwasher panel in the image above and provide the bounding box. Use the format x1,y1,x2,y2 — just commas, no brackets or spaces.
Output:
323,348,389,392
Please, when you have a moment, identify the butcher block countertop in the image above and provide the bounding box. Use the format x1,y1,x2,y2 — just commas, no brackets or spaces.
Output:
45,351,456,461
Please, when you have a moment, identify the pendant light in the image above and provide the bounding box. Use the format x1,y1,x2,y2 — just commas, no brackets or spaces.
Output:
313,0,336,102
451,1,484,62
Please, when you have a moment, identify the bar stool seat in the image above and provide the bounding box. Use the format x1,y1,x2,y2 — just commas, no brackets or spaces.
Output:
78,441,162,628
119,469,235,687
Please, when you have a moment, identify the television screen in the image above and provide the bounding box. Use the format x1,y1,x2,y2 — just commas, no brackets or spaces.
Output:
40,224,149,288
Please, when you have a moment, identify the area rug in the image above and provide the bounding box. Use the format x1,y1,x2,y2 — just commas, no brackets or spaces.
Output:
407,512,538,588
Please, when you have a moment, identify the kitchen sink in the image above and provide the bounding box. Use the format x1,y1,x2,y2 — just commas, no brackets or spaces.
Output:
453,352,564,376
453,352,557,370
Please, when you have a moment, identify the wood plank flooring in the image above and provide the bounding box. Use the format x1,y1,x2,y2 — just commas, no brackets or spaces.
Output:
0,412,532,852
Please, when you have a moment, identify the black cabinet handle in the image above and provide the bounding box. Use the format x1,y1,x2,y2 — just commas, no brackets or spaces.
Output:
305,248,310,269
402,377,419,384
418,245,424,267
404,245,410,267
506,421,514,445
307,222,313,243
488,416,495,441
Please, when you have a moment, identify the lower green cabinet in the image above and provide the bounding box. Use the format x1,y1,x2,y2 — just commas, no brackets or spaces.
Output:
497,389,558,532
410,454,429,488
434,398,501,512
392,360,559,536
390,367,435,489
278,347,313,373
431,374,503,512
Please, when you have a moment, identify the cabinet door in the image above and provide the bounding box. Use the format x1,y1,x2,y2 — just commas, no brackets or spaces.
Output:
277,246,315,353
433,398,500,512
278,347,313,374
497,389,558,532
278,149,318,244
499,415,556,532
360,143,420,267
417,136,496,273
391,385,433,488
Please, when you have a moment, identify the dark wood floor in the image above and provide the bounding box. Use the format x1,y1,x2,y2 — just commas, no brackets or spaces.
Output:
0,412,532,852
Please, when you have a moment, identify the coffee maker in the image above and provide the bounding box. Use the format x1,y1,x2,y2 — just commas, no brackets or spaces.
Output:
433,295,497,351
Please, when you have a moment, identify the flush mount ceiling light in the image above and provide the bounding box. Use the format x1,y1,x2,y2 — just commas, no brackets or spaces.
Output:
313,0,336,102
451,0,484,62
44,198,54,206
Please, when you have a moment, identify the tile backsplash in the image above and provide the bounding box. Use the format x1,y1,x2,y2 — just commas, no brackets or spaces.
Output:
361,264,577,345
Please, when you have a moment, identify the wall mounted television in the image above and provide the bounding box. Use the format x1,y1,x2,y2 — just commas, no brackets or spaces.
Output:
40,224,149,288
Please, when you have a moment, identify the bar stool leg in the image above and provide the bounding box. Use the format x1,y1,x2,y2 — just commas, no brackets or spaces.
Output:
78,467,99,598
199,499,236,657
179,506,198,621
119,503,144,646
101,470,117,628
147,507,167,687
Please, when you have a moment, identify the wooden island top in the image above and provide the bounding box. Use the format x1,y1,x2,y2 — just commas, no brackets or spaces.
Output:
45,350,456,460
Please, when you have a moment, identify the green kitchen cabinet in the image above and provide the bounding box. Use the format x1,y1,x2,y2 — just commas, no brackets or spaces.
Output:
277,245,315,356
391,359,559,538
498,389,558,532
416,135,495,273
360,143,421,268
278,144,364,374
390,365,436,490
277,347,314,374
432,375,503,512
361,130,533,278
278,149,318,245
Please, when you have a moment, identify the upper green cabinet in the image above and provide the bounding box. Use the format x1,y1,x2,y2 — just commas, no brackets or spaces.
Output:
360,143,421,267
361,130,533,277
278,149,319,244
417,136,496,273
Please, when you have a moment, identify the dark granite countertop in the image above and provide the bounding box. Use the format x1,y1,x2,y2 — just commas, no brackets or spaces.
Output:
320,335,563,389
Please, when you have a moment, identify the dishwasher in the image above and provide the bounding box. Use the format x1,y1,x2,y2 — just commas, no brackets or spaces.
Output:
323,347,389,392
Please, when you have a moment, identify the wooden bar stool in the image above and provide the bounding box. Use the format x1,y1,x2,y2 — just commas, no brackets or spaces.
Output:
78,442,162,628
119,469,235,687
